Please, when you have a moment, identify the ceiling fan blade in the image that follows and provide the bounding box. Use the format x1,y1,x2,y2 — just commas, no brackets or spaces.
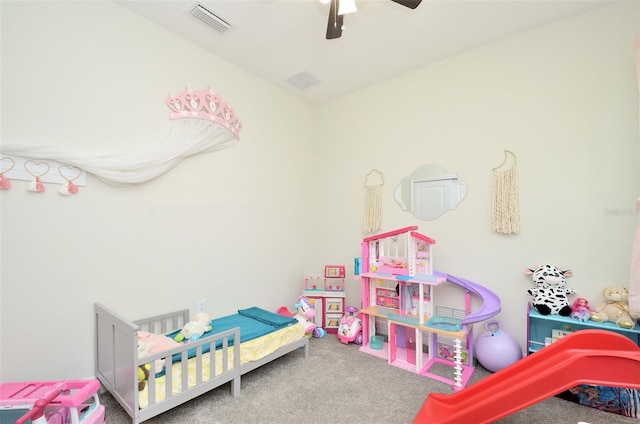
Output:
390,0,423,9
326,0,343,39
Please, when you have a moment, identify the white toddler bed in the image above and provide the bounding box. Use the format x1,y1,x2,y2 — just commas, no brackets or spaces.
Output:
95,303,309,424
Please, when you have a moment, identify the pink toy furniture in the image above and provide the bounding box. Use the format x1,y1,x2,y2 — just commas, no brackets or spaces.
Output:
0,379,105,424
302,266,346,334
358,226,501,391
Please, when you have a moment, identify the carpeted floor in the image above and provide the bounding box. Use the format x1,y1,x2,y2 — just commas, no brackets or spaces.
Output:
100,334,637,423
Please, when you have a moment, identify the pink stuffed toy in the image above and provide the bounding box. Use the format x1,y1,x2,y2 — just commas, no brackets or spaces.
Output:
293,296,317,335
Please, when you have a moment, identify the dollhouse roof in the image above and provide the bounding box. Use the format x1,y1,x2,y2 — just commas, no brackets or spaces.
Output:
363,226,435,245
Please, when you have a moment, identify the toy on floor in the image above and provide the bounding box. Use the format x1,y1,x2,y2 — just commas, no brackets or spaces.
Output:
0,379,105,424
590,285,636,329
414,330,640,424
525,264,576,316
313,327,327,338
569,297,592,322
337,306,362,345
277,296,320,336
174,312,212,342
474,320,522,372
293,296,318,335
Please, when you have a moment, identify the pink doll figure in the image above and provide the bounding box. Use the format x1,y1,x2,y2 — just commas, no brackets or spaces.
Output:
570,297,592,322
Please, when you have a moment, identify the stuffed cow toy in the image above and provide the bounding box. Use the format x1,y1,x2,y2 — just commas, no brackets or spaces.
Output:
526,264,576,316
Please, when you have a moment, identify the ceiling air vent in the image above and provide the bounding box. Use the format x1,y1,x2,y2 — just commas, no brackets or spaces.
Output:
286,71,322,91
190,3,231,34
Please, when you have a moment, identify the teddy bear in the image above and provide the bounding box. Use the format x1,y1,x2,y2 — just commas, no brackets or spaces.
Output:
525,264,576,316
589,285,636,329
138,364,150,391
174,312,212,342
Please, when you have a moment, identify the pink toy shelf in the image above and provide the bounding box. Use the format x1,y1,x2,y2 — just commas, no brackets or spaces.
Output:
303,265,346,293
0,379,105,424
303,265,347,334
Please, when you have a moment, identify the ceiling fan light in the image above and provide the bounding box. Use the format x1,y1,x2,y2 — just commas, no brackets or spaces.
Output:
338,0,357,15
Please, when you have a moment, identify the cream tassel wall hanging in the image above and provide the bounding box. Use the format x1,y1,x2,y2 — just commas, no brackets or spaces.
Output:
492,150,520,234
363,169,384,234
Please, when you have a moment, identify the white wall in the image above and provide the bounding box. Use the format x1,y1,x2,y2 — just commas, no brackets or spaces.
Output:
1,1,638,382
0,1,316,381
313,2,639,349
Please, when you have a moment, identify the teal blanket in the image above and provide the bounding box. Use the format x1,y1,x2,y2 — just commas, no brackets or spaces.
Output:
164,307,297,365
237,307,298,329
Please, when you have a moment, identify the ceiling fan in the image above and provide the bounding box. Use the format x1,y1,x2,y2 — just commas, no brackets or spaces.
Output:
325,0,423,40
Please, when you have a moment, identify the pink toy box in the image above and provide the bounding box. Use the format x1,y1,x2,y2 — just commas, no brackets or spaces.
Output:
0,379,105,424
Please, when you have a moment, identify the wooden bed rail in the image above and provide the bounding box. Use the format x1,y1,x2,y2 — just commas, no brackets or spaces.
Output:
134,308,190,334
94,303,242,424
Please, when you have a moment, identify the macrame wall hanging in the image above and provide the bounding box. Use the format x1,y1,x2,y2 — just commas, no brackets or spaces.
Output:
491,150,520,235
363,169,384,234
0,85,242,190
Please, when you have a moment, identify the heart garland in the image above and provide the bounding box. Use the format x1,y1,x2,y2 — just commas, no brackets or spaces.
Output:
0,158,85,195
0,157,15,190
24,160,50,193
58,164,81,196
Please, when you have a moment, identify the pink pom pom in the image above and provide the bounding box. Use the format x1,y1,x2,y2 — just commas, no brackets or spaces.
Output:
35,177,45,192
68,181,79,194
0,174,10,190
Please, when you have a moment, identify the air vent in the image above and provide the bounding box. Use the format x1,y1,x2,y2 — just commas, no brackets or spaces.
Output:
285,71,322,91
190,3,231,34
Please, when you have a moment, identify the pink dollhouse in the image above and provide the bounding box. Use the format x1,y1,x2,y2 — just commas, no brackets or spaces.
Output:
358,226,501,390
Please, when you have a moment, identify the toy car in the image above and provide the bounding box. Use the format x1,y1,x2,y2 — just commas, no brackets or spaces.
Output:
0,379,105,424
337,306,363,345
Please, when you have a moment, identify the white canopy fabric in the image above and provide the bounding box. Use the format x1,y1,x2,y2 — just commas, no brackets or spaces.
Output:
0,86,242,186
1,120,237,185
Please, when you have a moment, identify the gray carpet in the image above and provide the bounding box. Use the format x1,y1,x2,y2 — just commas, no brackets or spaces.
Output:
100,335,637,423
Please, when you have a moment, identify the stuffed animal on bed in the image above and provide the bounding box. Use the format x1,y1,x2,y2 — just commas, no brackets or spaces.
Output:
525,264,576,316
138,364,150,391
138,331,181,373
174,312,212,342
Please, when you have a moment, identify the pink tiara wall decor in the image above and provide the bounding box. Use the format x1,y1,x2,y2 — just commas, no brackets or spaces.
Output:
0,84,243,187
166,85,242,140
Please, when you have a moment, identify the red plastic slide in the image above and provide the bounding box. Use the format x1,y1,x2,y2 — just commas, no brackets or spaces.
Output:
414,330,640,424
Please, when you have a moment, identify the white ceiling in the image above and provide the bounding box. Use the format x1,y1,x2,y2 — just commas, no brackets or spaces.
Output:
115,0,616,105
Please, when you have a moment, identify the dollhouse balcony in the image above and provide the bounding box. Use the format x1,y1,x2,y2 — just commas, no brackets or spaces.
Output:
375,265,409,276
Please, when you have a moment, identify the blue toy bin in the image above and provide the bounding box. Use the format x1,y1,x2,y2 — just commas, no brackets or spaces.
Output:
370,335,384,350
